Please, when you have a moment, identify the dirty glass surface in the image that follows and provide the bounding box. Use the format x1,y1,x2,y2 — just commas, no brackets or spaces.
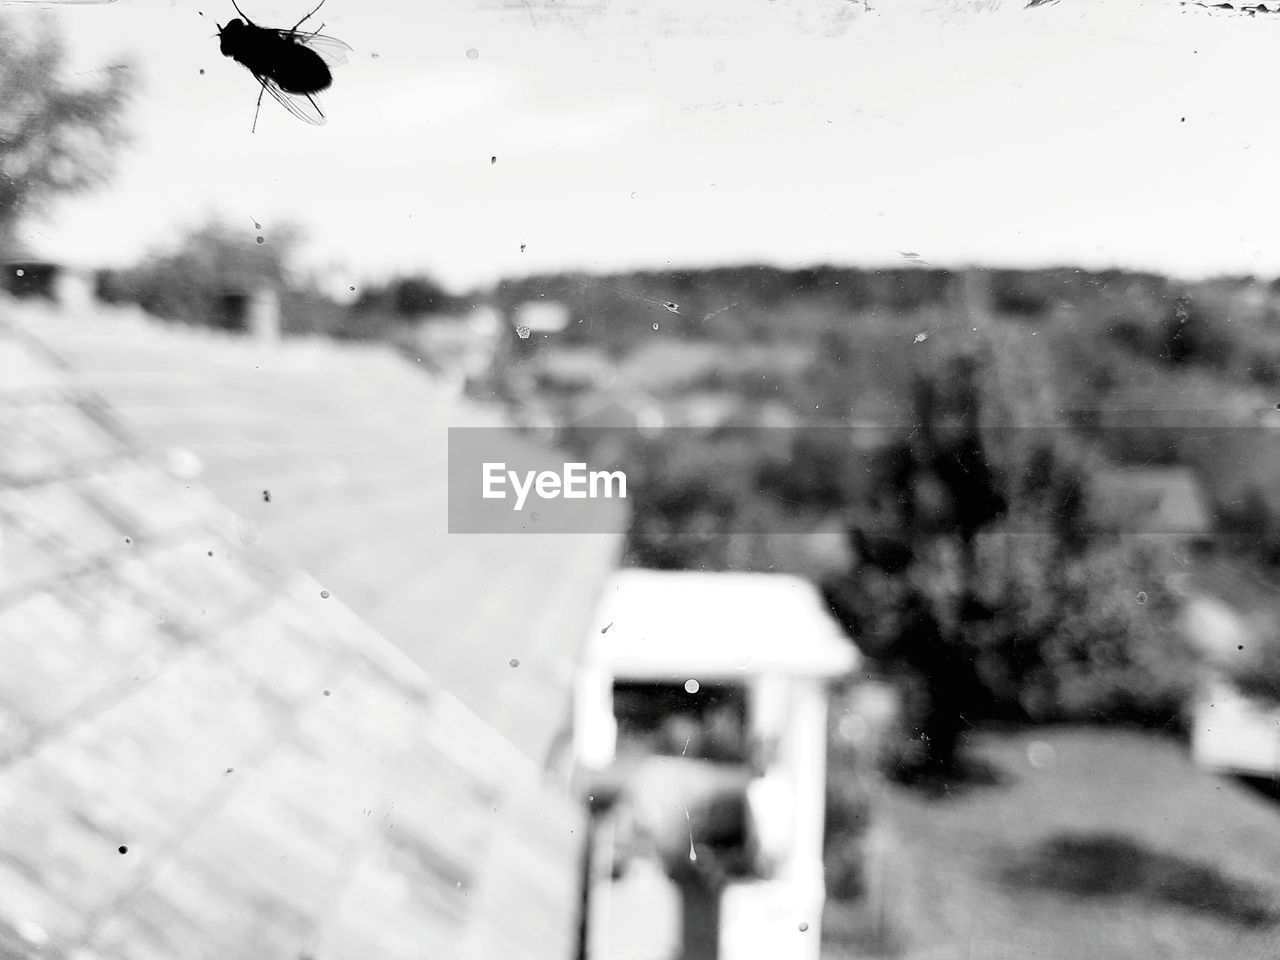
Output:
4,1,1280,959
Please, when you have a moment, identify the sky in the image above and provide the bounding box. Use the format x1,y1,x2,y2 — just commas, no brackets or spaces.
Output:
7,0,1280,293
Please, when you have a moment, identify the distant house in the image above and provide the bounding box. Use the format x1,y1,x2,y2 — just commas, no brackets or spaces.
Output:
570,393,665,434
1191,676,1280,780
3,256,95,312
659,390,743,430
1088,466,1214,548
613,339,726,394
208,262,284,340
1090,383,1262,430
531,346,618,394
514,299,571,336
0,291,625,960
843,415,900,452
1184,559,1280,779
3,258,58,298
411,305,503,388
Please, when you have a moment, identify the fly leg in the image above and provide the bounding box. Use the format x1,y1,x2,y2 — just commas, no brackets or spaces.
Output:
252,79,268,133
289,0,325,31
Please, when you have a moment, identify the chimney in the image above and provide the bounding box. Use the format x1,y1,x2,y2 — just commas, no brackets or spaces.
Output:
53,266,94,314
247,285,281,343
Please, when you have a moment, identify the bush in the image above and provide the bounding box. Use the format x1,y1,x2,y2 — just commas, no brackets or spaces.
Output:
1157,294,1233,368
1106,313,1158,355
989,270,1055,317
825,758,874,900
974,534,1197,727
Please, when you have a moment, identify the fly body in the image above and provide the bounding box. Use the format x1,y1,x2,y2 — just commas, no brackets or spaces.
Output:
217,0,351,131
219,19,332,94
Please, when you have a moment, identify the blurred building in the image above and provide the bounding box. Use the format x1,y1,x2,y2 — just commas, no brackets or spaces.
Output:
3,256,95,312
0,289,625,959
1185,557,1280,780
1088,465,1214,549
1191,674,1280,780
574,570,859,960
530,346,618,394
411,305,504,391
514,299,571,336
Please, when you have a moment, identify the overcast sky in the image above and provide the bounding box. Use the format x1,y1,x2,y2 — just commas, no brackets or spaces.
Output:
8,0,1280,292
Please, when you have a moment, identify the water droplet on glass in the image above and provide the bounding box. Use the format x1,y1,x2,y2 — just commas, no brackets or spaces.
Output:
1027,740,1056,769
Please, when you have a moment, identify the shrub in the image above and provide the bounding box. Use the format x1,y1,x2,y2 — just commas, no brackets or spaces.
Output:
1157,294,1234,368
989,270,1055,317
974,534,1197,727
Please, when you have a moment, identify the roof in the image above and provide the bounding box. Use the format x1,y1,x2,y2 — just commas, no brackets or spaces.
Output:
1089,466,1214,536
0,295,615,960
23,297,624,765
585,569,859,680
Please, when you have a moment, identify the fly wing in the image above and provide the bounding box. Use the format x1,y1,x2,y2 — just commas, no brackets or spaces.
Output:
257,74,327,125
277,31,352,68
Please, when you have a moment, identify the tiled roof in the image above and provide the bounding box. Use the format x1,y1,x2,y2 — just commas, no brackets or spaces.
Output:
21,298,625,765
0,297,615,960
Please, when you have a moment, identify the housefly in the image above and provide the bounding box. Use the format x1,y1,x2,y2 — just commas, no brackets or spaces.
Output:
217,0,351,131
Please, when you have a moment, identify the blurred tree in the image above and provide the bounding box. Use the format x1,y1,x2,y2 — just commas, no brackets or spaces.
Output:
338,272,464,340
103,220,295,326
823,354,1006,780
0,14,132,253
972,533,1195,727
101,219,353,336
1157,293,1234,368
391,275,456,317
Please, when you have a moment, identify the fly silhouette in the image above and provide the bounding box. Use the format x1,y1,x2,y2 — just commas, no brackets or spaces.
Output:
217,0,351,131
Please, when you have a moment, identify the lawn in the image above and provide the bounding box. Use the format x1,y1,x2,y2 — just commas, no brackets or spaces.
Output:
823,726,1280,960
